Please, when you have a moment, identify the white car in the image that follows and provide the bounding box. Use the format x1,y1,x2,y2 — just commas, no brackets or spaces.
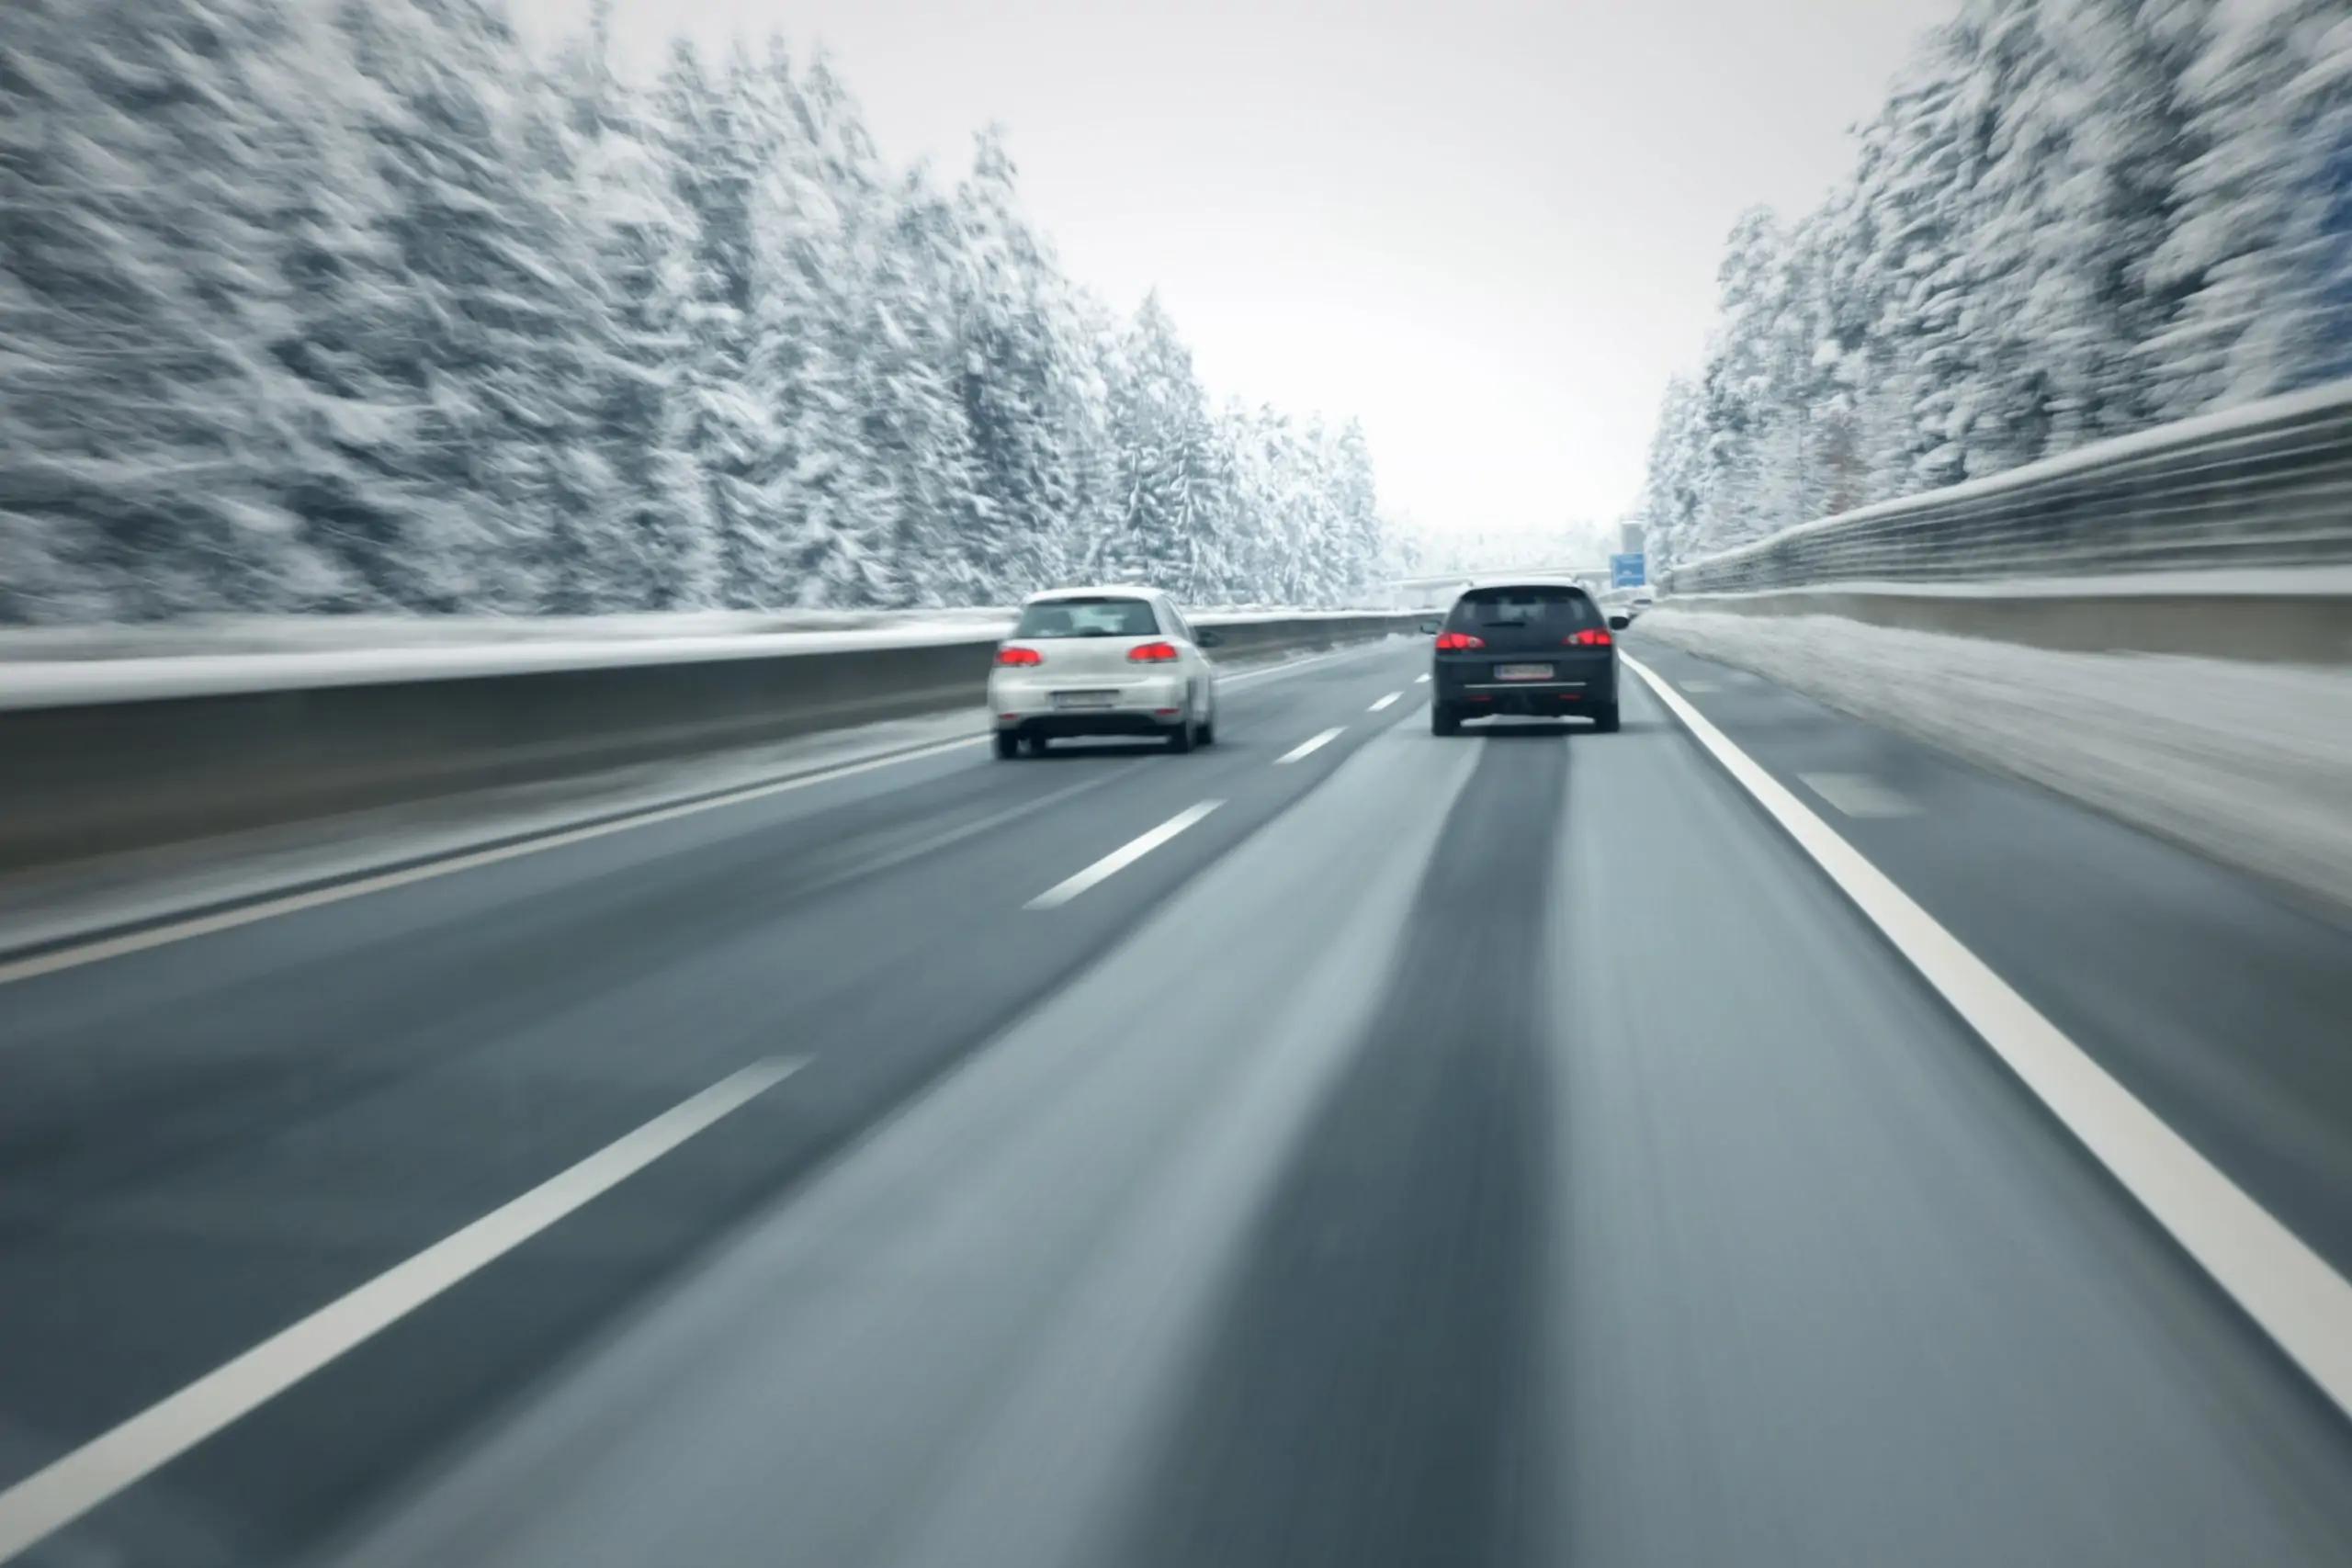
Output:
989,586,1221,757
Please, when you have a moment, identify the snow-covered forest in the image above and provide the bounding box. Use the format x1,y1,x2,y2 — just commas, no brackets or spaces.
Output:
1390,516,1619,579
1634,0,2352,572
0,0,1392,624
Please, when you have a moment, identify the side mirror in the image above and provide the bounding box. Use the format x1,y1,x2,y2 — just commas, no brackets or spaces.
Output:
1195,628,1223,649
1418,618,1443,636
1608,614,1631,631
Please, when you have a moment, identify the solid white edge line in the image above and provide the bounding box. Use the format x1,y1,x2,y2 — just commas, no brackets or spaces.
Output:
1623,654,2352,1420
1025,800,1223,910
1273,728,1346,765
1368,692,1402,712
4,639,1411,988
0,1057,806,1563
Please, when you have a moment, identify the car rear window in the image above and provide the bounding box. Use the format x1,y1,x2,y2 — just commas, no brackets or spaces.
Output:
1012,597,1162,638
1447,586,1599,628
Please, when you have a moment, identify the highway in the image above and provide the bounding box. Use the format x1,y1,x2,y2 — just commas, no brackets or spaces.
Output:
2,635,2350,1566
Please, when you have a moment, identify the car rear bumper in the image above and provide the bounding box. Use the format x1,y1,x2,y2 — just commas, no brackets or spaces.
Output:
1433,659,1616,714
989,671,1191,735
998,711,1188,739
1440,688,1611,717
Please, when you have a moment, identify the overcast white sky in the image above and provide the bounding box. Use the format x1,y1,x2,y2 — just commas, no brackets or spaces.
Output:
513,0,1951,538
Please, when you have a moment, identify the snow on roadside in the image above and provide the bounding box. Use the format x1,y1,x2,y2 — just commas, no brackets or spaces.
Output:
1637,606,2352,912
0,609,1018,663
0,607,1405,709
0,604,1393,664
0,623,1013,710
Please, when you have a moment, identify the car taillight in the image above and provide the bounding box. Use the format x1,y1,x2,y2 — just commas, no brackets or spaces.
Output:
1565,628,1613,647
1434,631,1485,651
996,645,1043,667
1127,641,1181,663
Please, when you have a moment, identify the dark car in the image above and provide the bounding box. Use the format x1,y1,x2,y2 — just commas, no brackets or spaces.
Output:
1429,581,1623,735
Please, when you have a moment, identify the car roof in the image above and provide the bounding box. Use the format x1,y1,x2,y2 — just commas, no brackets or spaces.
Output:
1022,584,1165,603
1454,576,1592,593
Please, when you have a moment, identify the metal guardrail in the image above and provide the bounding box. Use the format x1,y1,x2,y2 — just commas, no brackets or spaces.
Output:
1664,381,2352,595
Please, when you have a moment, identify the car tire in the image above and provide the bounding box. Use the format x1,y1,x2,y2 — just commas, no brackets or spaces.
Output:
1197,707,1216,747
993,731,1020,760
1166,717,1194,754
1023,734,1050,756
1591,702,1621,733
1431,703,1461,737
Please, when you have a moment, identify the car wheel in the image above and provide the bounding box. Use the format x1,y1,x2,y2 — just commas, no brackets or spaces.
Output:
993,731,1020,760
1023,734,1050,755
1431,703,1461,737
1166,717,1194,754
1591,702,1620,733
1197,705,1216,746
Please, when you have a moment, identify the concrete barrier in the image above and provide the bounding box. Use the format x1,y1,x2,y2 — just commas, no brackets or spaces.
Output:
1634,603,2352,911
1659,581,2352,665
0,611,1421,875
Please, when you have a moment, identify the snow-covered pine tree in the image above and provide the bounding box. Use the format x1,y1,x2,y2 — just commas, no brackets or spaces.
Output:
1068,295,1132,580
652,39,791,607
2146,0,2352,415
505,31,639,614
1696,208,1792,547
0,6,1392,622
1185,403,1247,603
256,3,437,613
1283,417,1345,606
1328,418,1384,606
1632,374,1711,570
0,0,361,618
551,2,718,609
1996,0,2200,451
949,130,1091,600
861,166,990,607
333,0,622,611
711,44,883,609
1212,401,1273,603
1860,24,1979,496
1100,293,1215,592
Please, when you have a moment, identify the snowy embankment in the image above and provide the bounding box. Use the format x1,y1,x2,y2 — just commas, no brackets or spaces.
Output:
0,608,1019,662
1638,605,2352,912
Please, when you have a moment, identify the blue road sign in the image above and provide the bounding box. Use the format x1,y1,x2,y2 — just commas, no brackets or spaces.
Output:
1611,552,1646,589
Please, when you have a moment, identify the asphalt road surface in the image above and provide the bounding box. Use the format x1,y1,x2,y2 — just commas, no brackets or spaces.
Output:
2,635,2348,1567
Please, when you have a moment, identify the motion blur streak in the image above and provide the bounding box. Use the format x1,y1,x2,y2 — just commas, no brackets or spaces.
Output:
0,1060,801,1562
4,4,2352,1560
1624,654,2352,1420
6,640,2350,1568
1110,740,1561,1568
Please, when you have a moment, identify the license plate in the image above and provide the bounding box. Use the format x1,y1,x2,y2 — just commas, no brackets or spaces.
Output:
1493,663,1554,681
1052,690,1118,709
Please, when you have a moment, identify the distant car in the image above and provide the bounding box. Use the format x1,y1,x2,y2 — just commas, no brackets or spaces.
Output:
1429,579,1620,734
989,586,1220,757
